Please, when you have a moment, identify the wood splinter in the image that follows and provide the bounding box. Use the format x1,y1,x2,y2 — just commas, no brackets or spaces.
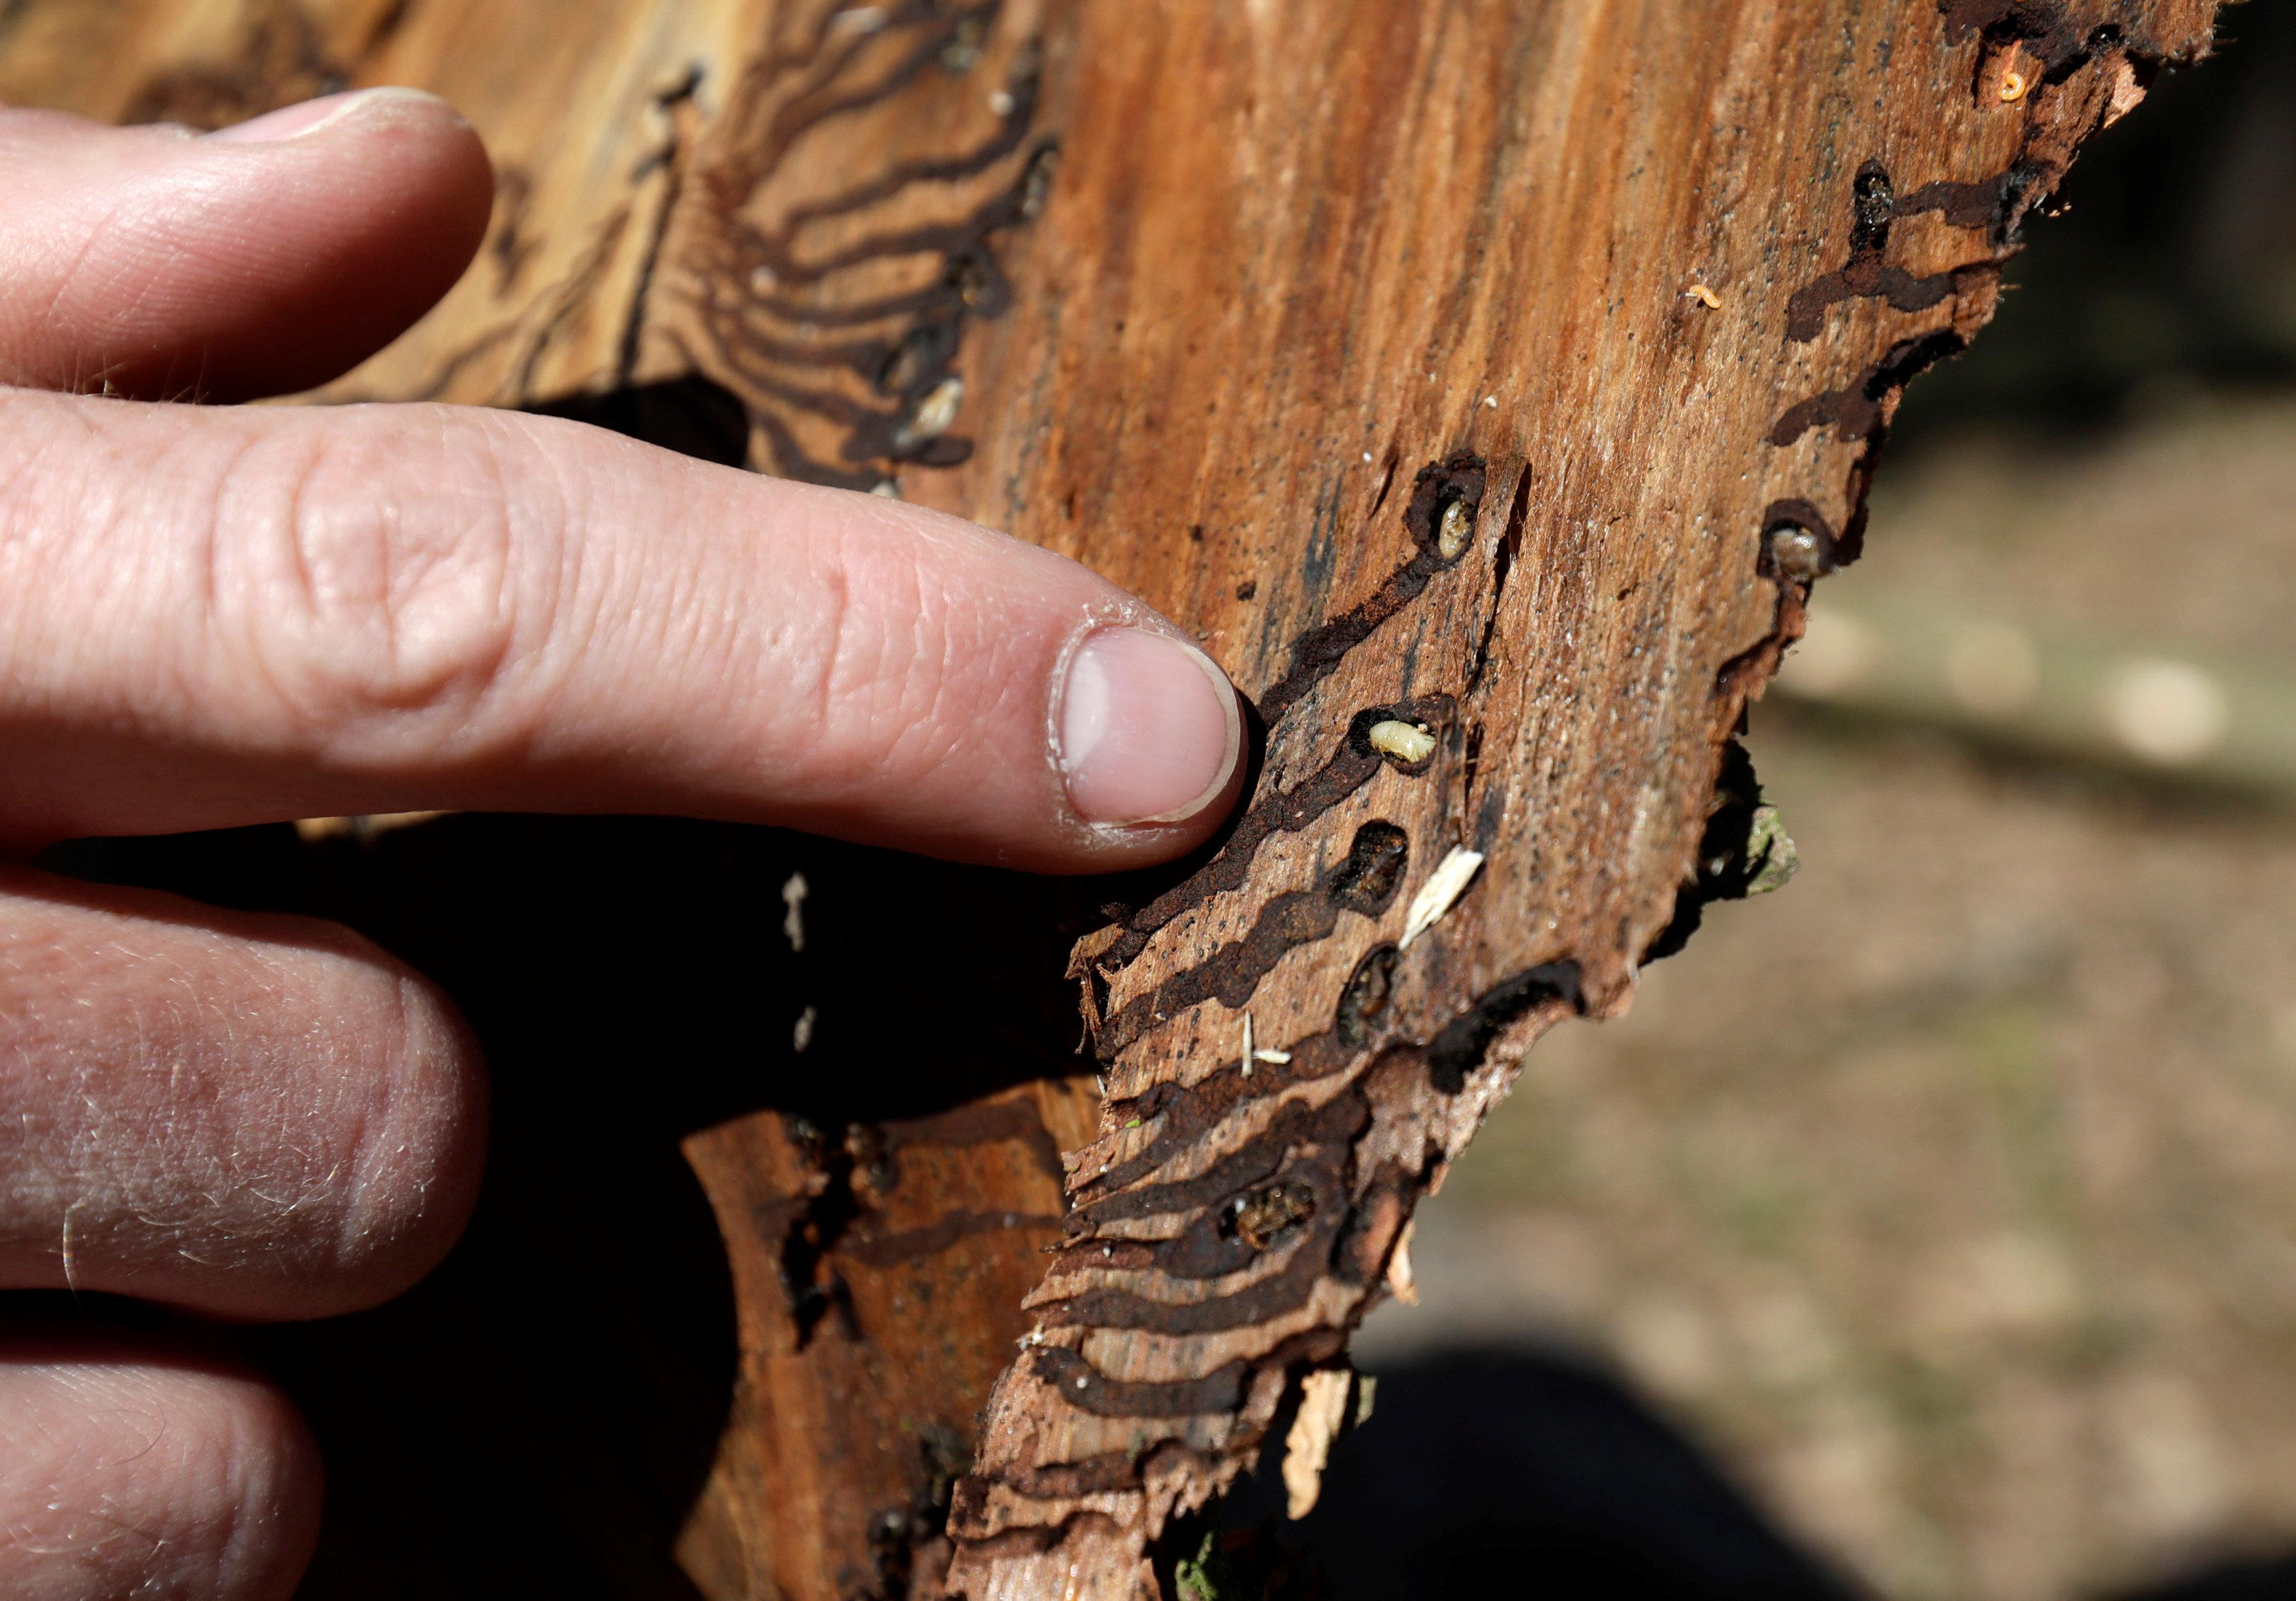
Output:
1280,1371,1357,1521
1399,847,1488,949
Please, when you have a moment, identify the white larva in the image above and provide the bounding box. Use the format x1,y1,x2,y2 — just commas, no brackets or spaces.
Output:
1437,497,1477,559
1368,720,1437,764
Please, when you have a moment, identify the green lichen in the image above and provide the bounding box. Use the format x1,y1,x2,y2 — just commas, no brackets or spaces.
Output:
1743,802,1801,896
1174,1529,1239,1601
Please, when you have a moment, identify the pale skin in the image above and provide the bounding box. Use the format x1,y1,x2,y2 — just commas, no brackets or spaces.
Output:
0,89,1247,1600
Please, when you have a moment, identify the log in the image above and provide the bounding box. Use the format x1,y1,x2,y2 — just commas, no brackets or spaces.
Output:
0,1,2223,1598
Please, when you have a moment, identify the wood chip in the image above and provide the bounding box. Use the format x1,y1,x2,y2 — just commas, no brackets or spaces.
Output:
1282,1370,1355,1520
781,873,810,952
1399,847,1486,949
291,812,447,844
1386,1220,1420,1306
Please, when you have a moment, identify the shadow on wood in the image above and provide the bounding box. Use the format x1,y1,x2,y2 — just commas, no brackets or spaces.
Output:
46,815,1101,1600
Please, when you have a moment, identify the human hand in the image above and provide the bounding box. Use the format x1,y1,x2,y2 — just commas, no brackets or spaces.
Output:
0,89,1244,1600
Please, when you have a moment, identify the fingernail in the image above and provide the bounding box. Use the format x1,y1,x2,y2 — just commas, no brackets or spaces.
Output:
207,87,446,144
1059,628,1244,827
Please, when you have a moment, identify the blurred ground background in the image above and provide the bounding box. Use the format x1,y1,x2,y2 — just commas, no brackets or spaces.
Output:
1305,8,2296,1599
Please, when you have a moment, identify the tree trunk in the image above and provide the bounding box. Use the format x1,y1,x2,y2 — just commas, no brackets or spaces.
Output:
0,2,2221,1598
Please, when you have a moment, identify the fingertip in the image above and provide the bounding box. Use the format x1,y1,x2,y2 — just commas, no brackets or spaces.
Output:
1056,625,1248,838
203,1367,325,1601
329,960,493,1312
0,89,496,401
0,1331,323,1601
189,89,496,398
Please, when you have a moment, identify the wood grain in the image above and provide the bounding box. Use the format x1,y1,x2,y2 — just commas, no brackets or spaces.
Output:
0,1,2223,1597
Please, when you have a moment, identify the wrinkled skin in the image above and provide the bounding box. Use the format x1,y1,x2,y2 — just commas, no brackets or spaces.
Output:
0,89,1242,1601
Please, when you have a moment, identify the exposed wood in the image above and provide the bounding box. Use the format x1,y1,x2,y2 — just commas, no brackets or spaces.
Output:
0,2,2224,1598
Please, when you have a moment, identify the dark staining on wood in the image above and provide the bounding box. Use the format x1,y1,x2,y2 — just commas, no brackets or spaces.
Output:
1037,1227,1340,1336
1056,1108,1359,1300
878,1095,1072,1190
1027,1349,1253,1421
489,167,543,295
1784,161,1990,343
1768,141,2065,586
24,5,2218,1594
1098,820,1410,1055
1069,1093,1363,1234
1940,0,2161,82
1255,457,1487,724
1424,962,1582,1094
121,0,346,130
1334,945,1401,1050
1899,163,2057,243
1095,694,1454,972
960,952,1589,1511
1769,328,1971,447
617,67,708,394
839,1209,1066,1270
978,1447,1210,1505
668,1,1058,490
766,1100,1073,1345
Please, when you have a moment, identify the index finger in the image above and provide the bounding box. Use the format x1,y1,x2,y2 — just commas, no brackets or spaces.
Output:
0,388,1246,871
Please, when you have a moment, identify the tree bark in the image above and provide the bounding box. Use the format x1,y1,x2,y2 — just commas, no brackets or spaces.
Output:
0,2,2222,1598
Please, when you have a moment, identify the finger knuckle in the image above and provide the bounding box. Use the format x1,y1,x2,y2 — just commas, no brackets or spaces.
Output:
222,411,554,760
